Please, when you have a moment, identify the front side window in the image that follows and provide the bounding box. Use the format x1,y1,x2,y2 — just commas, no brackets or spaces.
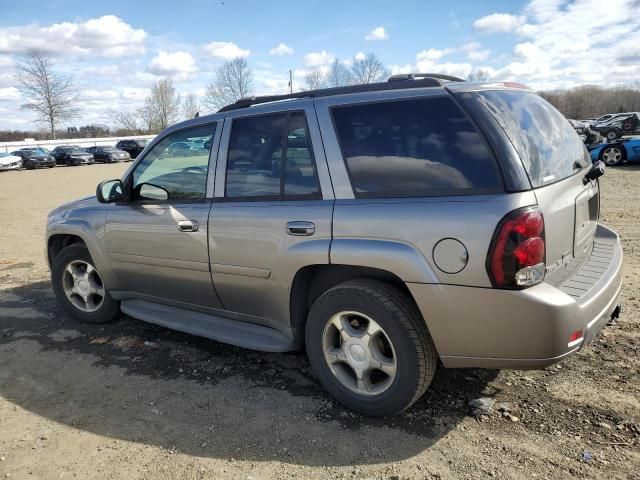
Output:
225,111,320,199
132,123,216,201
331,96,502,197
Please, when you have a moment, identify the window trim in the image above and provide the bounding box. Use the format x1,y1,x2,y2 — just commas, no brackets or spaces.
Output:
222,109,322,202
329,95,505,199
124,121,219,204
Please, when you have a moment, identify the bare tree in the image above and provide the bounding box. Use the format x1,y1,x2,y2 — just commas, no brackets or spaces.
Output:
182,93,200,119
15,49,79,139
468,69,491,81
205,58,254,111
140,78,181,132
108,110,138,133
350,53,389,85
304,66,325,90
325,59,353,88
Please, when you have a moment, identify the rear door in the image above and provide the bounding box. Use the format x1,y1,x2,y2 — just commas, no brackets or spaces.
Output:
209,101,334,329
467,90,597,268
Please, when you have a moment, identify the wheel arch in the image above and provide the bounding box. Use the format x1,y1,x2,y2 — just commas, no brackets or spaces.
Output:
289,264,426,342
46,221,120,289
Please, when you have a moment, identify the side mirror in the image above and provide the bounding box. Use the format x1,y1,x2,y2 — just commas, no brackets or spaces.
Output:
96,179,124,203
139,183,169,201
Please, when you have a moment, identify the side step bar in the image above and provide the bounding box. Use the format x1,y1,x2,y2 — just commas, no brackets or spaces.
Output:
120,299,298,352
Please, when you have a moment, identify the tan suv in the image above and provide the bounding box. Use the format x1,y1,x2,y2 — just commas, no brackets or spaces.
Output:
46,75,623,416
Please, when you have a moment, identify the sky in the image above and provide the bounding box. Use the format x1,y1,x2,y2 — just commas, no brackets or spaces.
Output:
0,0,639,130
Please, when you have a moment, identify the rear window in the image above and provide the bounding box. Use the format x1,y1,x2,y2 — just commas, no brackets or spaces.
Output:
331,96,502,197
473,90,589,188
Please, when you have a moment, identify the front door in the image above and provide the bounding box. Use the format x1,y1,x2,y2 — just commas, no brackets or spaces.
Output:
209,104,334,330
104,121,223,308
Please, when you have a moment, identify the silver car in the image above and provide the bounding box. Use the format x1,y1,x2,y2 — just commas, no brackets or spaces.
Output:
46,75,623,416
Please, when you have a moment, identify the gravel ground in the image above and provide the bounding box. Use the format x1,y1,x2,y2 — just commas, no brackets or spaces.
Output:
0,163,638,480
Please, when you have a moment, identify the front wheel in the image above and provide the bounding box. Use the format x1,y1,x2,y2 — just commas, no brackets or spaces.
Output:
601,145,624,166
305,279,438,417
51,244,120,324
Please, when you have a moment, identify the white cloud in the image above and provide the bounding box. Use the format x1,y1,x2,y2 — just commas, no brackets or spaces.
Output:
148,51,197,76
269,43,293,56
473,13,527,33
121,87,150,101
304,50,335,67
80,89,119,100
0,87,20,101
354,51,367,61
468,49,491,61
202,41,250,59
365,26,389,41
416,48,454,62
0,15,146,57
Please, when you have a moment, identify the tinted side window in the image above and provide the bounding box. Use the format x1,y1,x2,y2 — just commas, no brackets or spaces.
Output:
332,97,502,197
132,123,216,201
225,111,320,199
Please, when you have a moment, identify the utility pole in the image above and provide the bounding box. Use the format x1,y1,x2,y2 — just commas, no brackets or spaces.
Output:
288,70,293,94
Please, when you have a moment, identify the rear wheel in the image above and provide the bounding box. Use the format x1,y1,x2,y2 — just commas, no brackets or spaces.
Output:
305,279,438,417
601,145,624,166
51,244,119,324
605,128,621,141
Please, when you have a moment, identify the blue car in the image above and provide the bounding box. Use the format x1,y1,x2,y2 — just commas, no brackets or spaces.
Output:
590,138,640,166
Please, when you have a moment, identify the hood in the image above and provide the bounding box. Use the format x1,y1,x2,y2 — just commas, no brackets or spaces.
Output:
0,155,20,166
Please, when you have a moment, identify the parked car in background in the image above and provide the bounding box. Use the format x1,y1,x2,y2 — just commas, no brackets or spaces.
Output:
19,147,51,155
0,152,22,171
10,149,56,169
590,137,640,166
115,139,148,159
51,146,95,166
591,112,640,140
46,77,622,417
569,119,601,148
85,146,131,163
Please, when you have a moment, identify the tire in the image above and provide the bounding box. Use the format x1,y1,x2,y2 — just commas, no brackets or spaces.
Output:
51,244,120,324
600,145,624,166
305,279,438,417
605,129,621,141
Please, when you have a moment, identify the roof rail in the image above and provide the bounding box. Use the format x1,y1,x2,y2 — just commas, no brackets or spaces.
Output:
387,72,466,83
217,74,460,113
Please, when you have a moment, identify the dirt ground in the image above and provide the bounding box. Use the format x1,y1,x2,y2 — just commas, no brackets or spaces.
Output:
0,162,638,480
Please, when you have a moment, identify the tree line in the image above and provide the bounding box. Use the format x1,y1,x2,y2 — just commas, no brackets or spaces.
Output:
8,49,640,141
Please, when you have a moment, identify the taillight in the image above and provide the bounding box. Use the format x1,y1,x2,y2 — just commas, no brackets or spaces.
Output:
487,207,545,288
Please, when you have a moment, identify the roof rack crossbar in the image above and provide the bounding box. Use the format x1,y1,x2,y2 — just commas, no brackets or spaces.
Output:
387,72,466,83
218,73,465,112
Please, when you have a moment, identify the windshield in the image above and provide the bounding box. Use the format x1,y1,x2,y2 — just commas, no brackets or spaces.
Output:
22,150,38,156
473,90,590,188
67,148,86,154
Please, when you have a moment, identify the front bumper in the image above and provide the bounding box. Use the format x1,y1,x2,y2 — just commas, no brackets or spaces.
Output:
0,162,21,171
408,224,623,369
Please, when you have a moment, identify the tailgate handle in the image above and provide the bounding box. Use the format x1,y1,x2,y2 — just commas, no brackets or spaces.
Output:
287,221,315,236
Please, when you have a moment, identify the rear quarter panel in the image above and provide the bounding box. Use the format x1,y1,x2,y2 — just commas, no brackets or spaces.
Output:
331,192,537,287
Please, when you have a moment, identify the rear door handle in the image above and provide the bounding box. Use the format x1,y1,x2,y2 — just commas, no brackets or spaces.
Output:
178,220,199,232
286,221,315,236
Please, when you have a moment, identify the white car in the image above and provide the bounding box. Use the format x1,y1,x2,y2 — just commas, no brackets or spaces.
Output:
0,152,22,171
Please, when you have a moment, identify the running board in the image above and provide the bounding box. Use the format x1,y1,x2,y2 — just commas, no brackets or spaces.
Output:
120,299,298,352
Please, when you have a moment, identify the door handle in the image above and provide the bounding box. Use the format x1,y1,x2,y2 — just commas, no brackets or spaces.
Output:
178,220,199,232
286,221,315,236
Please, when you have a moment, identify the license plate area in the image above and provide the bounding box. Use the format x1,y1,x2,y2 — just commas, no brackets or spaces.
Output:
574,184,599,255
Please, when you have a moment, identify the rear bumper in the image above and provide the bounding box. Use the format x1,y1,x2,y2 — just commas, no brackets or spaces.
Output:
408,224,623,369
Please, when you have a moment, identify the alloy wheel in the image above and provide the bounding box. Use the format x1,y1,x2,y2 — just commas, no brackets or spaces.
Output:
62,260,105,312
322,311,397,396
602,147,622,165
